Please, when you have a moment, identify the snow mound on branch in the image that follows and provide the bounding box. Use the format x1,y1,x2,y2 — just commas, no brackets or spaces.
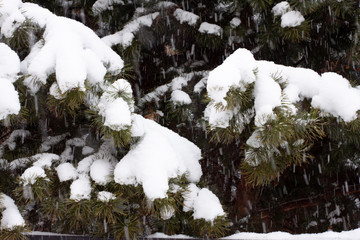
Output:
59,136,88,161
272,1,290,16
92,0,124,15
0,0,24,38
246,129,263,149
32,153,60,169
183,183,200,212
66,137,87,147
0,43,20,82
0,193,25,230
207,48,256,105
204,104,234,129
272,1,305,28
182,183,225,221
39,133,70,152
0,130,30,158
194,75,208,93
20,166,46,185
205,48,256,128
82,146,95,155
102,12,160,48
90,159,114,185
312,72,360,122
171,90,192,105
230,17,241,28
103,98,131,130
56,162,78,182
205,48,360,128
70,175,91,201
0,43,21,119
0,79,21,120
114,114,202,200
173,8,199,26
1,1,123,94
77,155,96,174
139,72,208,107
193,188,225,221
97,79,133,131
253,72,282,126
9,158,31,170
281,11,305,28
198,22,223,36
97,191,116,202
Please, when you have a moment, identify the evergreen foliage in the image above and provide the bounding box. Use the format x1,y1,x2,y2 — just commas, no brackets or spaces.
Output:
1,0,360,238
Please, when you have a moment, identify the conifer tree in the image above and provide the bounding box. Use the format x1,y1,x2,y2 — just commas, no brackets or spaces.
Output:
1,0,360,238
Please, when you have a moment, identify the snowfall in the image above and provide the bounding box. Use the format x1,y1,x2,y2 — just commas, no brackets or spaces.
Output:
0,0,360,239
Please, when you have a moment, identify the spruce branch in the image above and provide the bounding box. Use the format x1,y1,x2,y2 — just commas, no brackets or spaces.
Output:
63,199,94,233
241,107,324,186
190,215,230,239
47,88,86,118
7,19,41,58
86,109,132,148
112,216,142,240
215,83,255,112
0,226,29,240
247,0,274,11
94,196,127,225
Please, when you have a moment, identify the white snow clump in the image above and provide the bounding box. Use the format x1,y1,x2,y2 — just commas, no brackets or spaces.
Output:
39,133,70,152
311,72,360,122
198,22,223,36
20,166,46,185
0,0,24,38
102,12,160,48
0,0,123,95
114,114,202,200
230,17,241,28
97,79,133,131
0,43,21,120
2,130,30,151
92,0,124,15
90,159,114,185
0,193,25,230
272,1,305,28
171,90,192,105
82,146,95,155
281,11,305,28
32,153,60,169
183,183,200,212
272,1,290,16
182,183,225,221
97,191,116,202
139,72,201,107
0,43,20,82
70,175,91,201
56,162,78,182
173,8,199,26
0,80,21,120
205,48,360,129
77,155,97,174
193,188,225,221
